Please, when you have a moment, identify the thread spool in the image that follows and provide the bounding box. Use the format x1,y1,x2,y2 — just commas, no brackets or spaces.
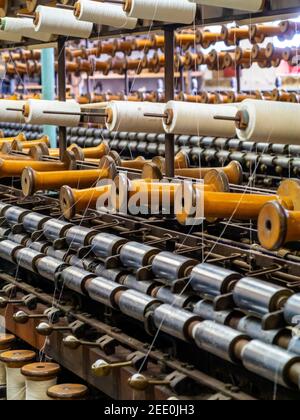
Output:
4,206,31,226
190,0,265,12
192,321,249,363
192,189,294,222
152,286,194,308
0,201,10,216
22,163,115,196
241,340,300,388
65,226,96,251
34,6,93,38
75,0,137,29
21,363,60,401
36,256,68,281
59,266,95,295
193,300,233,325
22,212,50,234
91,233,127,258
120,242,159,269
284,294,300,326
237,316,286,345
258,201,300,251
174,161,243,185
7,233,29,246
235,100,300,144
125,0,196,24
106,101,165,134
0,350,36,400
163,101,237,137
117,289,160,321
59,184,112,220
0,100,25,123
24,99,81,127
68,142,109,160
1,17,52,42
85,276,127,308
0,334,15,387
0,240,23,263
0,152,76,178
121,275,155,295
15,247,43,273
42,220,72,244
190,263,241,298
151,252,197,281
47,383,88,400
153,304,201,342
0,28,22,42
233,277,292,316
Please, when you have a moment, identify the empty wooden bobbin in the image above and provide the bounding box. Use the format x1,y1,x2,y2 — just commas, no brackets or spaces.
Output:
47,383,88,400
21,362,61,401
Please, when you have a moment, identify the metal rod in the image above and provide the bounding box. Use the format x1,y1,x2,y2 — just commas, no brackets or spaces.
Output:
6,108,23,112
164,26,175,178
43,111,107,117
42,47,56,148
16,13,35,19
55,3,74,9
236,64,241,93
57,36,67,160
144,113,167,118
214,115,240,122
124,68,129,96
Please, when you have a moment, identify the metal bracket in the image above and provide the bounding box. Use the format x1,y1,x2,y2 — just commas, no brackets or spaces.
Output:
213,293,235,311
261,309,286,331
127,351,148,372
96,335,118,356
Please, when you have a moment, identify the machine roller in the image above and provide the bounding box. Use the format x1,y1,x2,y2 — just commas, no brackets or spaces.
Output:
233,277,292,316
190,263,241,297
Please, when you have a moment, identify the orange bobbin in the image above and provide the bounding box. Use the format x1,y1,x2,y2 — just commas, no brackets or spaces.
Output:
60,183,112,220
22,156,117,196
0,151,76,178
109,151,150,170
258,201,300,251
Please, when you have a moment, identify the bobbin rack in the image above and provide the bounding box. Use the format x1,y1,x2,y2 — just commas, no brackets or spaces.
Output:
2,0,300,402
0,0,299,176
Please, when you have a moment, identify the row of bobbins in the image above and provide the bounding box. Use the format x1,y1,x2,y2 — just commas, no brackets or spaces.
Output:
2,207,296,384
0,337,87,400
3,237,300,390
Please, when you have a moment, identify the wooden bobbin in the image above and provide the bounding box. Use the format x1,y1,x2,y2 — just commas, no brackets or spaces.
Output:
21,362,60,380
0,350,36,368
60,182,112,220
47,383,88,400
21,363,60,401
0,0,8,17
0,334,15,386
0,334,15,352
258,201,300,251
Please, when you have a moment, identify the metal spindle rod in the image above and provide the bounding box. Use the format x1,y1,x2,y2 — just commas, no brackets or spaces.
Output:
164,26,175,178
57,36,67,160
